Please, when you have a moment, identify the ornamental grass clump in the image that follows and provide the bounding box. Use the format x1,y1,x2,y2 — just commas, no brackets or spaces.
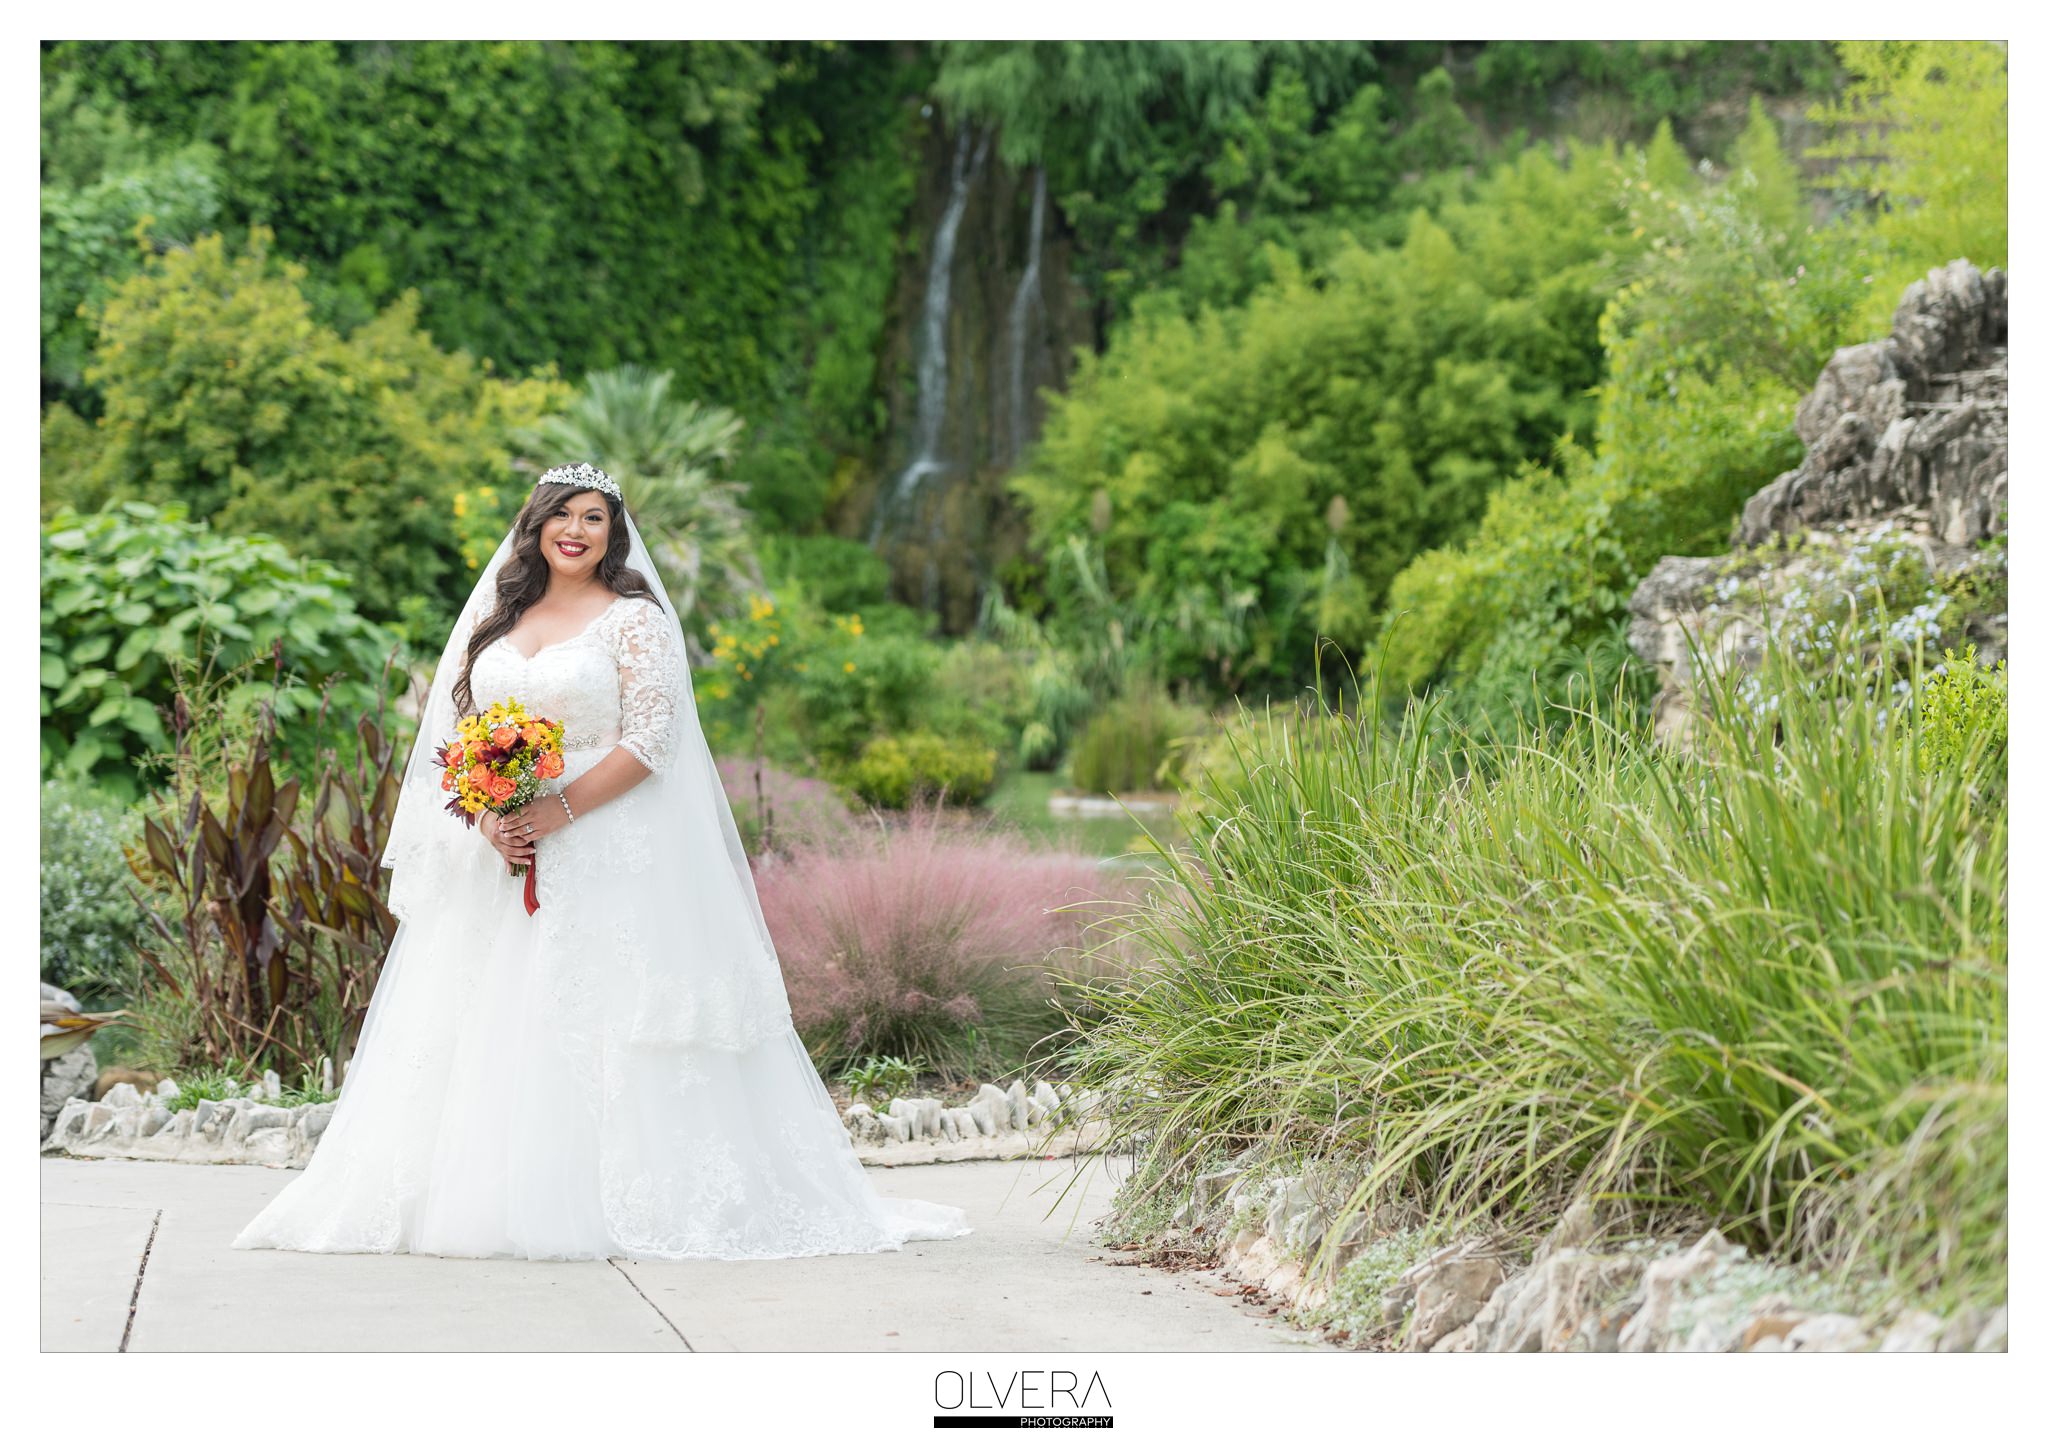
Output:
1050,615,2005,1309
755,800,1133,1079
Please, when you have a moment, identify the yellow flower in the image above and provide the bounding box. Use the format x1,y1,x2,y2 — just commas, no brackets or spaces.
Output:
844,660,856,673
453,492,469,518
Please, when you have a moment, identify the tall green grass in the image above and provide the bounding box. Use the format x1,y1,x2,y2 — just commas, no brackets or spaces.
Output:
1045,618,2006,1308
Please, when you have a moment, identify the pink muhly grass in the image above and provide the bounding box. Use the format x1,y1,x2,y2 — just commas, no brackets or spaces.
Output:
754,799,1126,1070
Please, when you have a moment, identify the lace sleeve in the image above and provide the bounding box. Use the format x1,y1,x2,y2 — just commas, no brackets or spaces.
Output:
609,597,686,772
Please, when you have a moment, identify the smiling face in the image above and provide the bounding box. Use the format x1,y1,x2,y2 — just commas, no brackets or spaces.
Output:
538,490,612,584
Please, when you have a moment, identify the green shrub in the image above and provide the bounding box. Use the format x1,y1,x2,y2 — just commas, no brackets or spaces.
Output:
1068,682,1208,795
40,502,402,790
1916,644,2007,786
841,731,997,809
39,778,143,997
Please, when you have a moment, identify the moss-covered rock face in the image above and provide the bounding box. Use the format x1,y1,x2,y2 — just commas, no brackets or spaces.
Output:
849,118,1090,634
1630,259,2008,742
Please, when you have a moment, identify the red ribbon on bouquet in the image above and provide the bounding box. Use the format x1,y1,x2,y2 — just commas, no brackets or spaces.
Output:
522,859,541,916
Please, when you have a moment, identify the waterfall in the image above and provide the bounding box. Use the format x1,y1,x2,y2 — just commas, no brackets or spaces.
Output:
870,124,992,546
1006,165,1048,467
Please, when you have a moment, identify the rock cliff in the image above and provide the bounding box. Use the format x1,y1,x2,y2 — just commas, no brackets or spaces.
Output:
1629,258,2007,740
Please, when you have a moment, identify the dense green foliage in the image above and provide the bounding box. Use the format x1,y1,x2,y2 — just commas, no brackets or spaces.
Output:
39,778,144,995
1375,46,2005,721
1051,631,2006,1307
1010,136,1643,695
41,502,401,791
41,40,926,527
934,41,1836,322
44,229,567,618
40,68,224,400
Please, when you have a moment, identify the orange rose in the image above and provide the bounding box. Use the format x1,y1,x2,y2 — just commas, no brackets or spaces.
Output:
535,751,564,780
491,726,518,749
486,774,517,804
522,722,548,747
467,763,493,791
440,768,456,791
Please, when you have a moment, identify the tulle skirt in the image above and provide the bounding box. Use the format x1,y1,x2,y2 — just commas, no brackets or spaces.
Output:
231,768,972,1261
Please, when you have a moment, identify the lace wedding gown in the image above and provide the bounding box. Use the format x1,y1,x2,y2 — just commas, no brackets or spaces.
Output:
232,592,972,1260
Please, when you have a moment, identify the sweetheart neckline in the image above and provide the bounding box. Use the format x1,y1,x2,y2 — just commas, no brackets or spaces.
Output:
491,595,628,663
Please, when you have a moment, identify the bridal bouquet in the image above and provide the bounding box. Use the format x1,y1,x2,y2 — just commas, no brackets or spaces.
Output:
437,696,567,915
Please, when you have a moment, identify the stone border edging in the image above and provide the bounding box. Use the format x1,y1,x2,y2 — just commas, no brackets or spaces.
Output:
1154,1154,2006,1353
43,1075,1124,1171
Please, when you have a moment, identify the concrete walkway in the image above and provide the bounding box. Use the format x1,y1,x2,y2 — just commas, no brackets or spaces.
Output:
42,1154,1330,1352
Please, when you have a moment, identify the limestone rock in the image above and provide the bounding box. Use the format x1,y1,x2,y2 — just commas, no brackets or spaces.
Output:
970,1082,1010,1135
1629,259,2008,742
1783,1313,1873,1352
1878,1310,1945,1352
1381,1241,1506,1351
40,983,98,1141
41,1042,97,1141
1459,1246,1647,1352
1029,1079,1062,1124
1617,1230,1741,1352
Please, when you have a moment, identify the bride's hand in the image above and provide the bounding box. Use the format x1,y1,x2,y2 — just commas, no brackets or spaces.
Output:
479,811,535,873
501,794,573,847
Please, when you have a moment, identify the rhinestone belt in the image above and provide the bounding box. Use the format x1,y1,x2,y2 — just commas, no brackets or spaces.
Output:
562,730,617,751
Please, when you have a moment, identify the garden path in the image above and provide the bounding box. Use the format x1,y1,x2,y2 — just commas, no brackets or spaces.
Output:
42,1154,1329,1352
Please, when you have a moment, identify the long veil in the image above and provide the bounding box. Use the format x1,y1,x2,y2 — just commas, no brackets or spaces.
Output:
376,505,790,1055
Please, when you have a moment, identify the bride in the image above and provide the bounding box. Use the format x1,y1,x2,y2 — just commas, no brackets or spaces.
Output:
233,462,972,1260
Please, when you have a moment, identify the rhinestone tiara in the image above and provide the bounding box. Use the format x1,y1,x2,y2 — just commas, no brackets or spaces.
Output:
536,461,622,502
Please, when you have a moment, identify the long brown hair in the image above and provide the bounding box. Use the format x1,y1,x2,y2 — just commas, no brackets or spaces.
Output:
453,480,662,715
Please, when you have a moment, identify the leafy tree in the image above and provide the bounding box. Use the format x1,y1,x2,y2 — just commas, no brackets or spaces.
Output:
49,227,567,619
1806,40,2007,331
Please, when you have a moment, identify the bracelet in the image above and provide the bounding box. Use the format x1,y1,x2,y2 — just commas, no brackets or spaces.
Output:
557,788,576,826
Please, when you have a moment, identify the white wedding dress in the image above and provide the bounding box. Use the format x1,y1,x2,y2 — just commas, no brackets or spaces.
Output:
233,517,971,1261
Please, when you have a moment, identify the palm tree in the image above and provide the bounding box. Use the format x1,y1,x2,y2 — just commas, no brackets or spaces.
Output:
516,366,770,638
